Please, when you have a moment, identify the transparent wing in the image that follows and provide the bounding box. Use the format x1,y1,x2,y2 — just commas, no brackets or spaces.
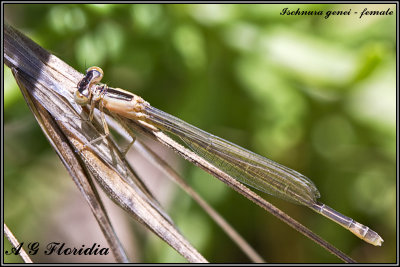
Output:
144,106,320,206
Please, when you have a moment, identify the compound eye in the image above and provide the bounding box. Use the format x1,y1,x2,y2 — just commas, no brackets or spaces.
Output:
74,90,89,106
86,66,104,84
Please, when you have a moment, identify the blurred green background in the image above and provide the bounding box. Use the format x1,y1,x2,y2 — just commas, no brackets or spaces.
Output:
4,3,396,263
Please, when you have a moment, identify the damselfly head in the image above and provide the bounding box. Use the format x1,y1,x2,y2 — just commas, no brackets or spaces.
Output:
75,66,104,105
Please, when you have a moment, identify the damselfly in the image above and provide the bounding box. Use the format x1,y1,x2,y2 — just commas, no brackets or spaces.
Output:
75,66,383,247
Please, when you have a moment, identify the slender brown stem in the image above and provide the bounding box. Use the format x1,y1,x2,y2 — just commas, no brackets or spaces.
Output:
125,118,356,263
4,224,33,263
